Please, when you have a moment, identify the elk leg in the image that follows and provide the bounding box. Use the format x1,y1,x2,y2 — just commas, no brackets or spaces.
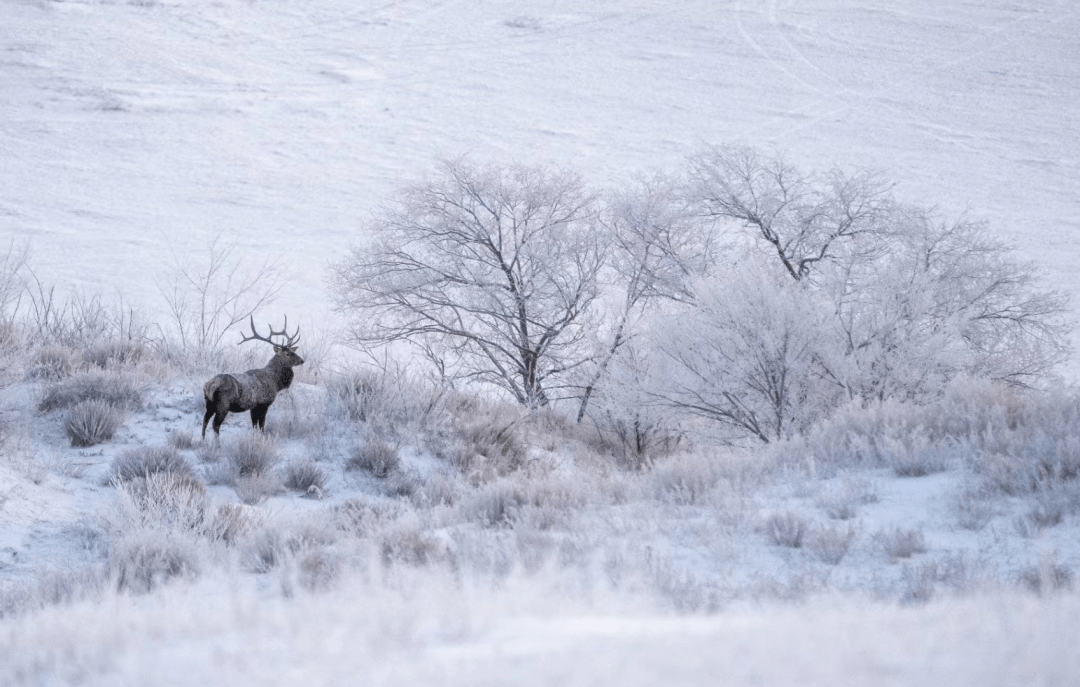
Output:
211,410,228,441
251,404,269,430
202,401,216,440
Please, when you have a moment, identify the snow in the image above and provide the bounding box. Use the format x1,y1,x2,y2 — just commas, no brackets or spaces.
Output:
2,0,1080,684
3,0,1079,359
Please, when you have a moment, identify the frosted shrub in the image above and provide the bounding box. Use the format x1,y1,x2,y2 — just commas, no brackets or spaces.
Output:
765,511,807,548
347,439,400,478
452,413,527,477
380,525,447,567
82,339,146,370
65,399,125,446
113,471,209,533
38,371,143,413
807,523,856,564
876,527,927,563
297,549,340,593
284,459,327,496
815,474,878,520
1018,560,1074,595
651,454,721,505
110,531,199,594
881,434,953,477
226,432,280,478
109,445,193,483
335,498,407,539
29,345,76,381
233,474,283,506
328,367,445,439
167,428,196,450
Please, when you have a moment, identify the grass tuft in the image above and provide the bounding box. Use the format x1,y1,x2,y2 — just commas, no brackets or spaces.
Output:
65,400,125,446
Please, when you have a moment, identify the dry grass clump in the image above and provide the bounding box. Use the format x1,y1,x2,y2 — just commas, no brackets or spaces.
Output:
65,400,125,447
110,531,199,594
765,511,808,548
876,527,927,563
109,445,193,483
1017,561,1074,595
28,345,77,381
651,454,721,505
335,498,407,539
112,471,209,533
380,525,449,567
167,429,196,450
815,474,879,520
806,523,856,564
283,459,327,497
346,439,400,478
82,340,147,370
225,432,281,478
38,371,143,413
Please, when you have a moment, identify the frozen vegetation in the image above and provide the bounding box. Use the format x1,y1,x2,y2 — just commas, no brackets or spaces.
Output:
2,0,1080,685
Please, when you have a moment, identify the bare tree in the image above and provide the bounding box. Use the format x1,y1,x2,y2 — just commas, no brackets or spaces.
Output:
159,232,287,355
577,174,719,421
821,208,1071,398
329,159,604,409
687,146,892,282
649,266,838,443
0,240,29,324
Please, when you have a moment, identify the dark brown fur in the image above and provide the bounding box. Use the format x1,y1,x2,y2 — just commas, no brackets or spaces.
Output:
202,320,304,441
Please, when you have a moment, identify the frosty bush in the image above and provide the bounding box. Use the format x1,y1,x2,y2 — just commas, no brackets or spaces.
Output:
225,432,280,478
283,459,327,496
29,345,77,381
39,372,143,413
110,531,199,594
109,445,194,483
65,399,125,446
807,523,856,565
876,527,927,563
765,511,807,548
347,439,400,478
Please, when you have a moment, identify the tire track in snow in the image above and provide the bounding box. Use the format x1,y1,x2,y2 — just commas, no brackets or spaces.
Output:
730,0,1079,150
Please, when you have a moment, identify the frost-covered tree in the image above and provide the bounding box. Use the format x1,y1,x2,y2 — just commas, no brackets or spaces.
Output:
687,145,891,282
329,159,603,409
649,265,839,443
576,174,719,421
820,208,1071,398
644,148,1071,443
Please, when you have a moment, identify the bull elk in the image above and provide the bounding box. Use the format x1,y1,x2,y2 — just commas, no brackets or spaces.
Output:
201,316,304,442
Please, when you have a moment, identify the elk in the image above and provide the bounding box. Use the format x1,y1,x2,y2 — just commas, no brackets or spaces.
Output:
201,316,304,442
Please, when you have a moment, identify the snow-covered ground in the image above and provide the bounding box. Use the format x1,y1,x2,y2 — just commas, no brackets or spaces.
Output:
4,0,1079,354
2,1,1080,684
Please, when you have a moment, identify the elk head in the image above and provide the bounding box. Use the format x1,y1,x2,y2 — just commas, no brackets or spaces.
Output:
239,315,305,367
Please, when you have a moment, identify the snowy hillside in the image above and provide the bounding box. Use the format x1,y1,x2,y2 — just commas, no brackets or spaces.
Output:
2,1,1080,685
3,0,1079,349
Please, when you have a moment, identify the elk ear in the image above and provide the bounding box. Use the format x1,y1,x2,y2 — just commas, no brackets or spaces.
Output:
273,344,285,354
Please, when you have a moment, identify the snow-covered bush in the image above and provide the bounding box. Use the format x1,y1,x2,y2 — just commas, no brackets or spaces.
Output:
650,267,839,443
807,523,856,565
223,432,280,478
110,530,199,594
875,527,927,563
109,445,194,484
65,399,125,446
347,439,400,478
283,459,327,496
765,511,808,548
39,371,143,413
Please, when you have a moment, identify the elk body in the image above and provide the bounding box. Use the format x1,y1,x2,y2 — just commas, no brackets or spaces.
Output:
202,316,304,442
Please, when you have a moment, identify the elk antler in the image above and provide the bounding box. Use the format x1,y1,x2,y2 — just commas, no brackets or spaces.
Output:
238,315,301,350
